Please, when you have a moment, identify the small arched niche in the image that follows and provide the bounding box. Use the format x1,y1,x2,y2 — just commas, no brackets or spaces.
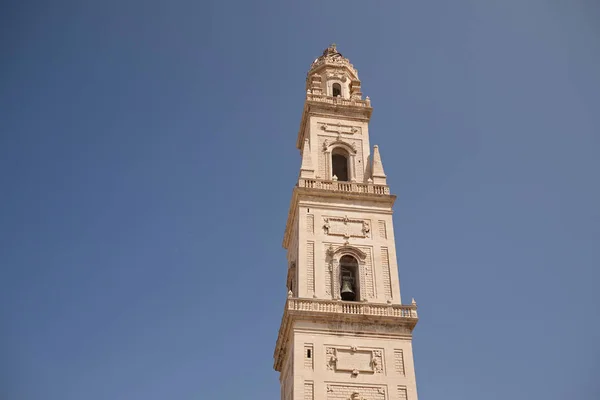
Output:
339,255,359,301
332,82,342,97
332,147,350,182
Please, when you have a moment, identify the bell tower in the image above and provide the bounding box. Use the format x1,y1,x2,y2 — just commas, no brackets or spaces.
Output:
274,45,420,400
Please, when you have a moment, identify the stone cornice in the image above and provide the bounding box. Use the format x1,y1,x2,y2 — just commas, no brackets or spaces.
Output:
296,95,373,150
282,185,396,250
273,298,418,372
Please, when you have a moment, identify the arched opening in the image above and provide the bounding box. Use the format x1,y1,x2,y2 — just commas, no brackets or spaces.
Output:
339,255,359,301
332,83,342,97
332,148,349,181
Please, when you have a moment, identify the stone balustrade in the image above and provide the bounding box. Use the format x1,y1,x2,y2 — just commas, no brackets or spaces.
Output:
298,178,390,195
286,298,418,319
306,92,371,107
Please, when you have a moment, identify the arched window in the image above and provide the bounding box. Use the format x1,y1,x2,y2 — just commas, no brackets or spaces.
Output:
332,83,342,97
332,147,349,181
340,255,359,301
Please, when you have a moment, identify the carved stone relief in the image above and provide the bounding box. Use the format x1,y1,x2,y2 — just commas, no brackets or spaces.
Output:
326,384,386,400
325,346,384,375
327,321,412,335
323,216,370,239
318,121,361,135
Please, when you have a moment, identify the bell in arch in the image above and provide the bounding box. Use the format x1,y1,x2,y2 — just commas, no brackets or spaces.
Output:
340,270,356,301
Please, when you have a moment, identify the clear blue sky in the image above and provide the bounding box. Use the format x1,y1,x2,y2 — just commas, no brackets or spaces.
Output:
1,1,599,399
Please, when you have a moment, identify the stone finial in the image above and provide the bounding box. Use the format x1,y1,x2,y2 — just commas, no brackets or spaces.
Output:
288,290,293,298
411,298,417,306
299,138,315,179
371,145,387,185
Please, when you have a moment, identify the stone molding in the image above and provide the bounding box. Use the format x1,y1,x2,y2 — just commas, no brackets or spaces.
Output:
282,186,395,250
273,297,418,371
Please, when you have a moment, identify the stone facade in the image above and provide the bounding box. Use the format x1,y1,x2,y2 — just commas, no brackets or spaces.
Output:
275,44,420,400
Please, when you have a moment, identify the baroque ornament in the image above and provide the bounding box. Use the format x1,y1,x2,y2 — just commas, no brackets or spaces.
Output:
323,216,371,238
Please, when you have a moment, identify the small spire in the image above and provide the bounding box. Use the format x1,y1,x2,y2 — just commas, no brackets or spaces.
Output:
299,138,315,178
371,145,387,185
411,298,417,306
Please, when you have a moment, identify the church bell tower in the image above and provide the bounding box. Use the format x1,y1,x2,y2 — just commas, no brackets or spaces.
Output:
274,45,420,400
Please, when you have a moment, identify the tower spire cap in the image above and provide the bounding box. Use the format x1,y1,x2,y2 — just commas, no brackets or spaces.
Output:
308,43,358,79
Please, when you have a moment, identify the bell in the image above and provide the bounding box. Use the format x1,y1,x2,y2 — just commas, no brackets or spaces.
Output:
340,276,355,301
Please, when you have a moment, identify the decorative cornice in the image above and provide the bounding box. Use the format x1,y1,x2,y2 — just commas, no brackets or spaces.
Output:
273,297,418,371
282,185,395,250
296,95,372,150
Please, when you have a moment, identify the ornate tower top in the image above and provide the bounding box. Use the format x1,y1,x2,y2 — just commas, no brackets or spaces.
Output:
307,43,359,79
299,45,369,150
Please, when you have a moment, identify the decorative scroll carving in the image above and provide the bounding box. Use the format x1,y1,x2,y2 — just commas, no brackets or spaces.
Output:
319,122,361,135
371,350,383,374
326,347,337,370
323,216,371,239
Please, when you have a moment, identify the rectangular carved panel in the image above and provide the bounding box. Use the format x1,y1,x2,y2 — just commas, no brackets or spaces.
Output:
304,382,314,400
307,214,314,234
326,347,383,374
394,349,405,375
307,242,315,295
326,384,386,400
381,247,392,300
323,216,370,238
378,220,387,239
397,386,408,400
318,122,362,135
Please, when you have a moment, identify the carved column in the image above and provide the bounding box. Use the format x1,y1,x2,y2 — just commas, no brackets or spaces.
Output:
350,154,357,182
